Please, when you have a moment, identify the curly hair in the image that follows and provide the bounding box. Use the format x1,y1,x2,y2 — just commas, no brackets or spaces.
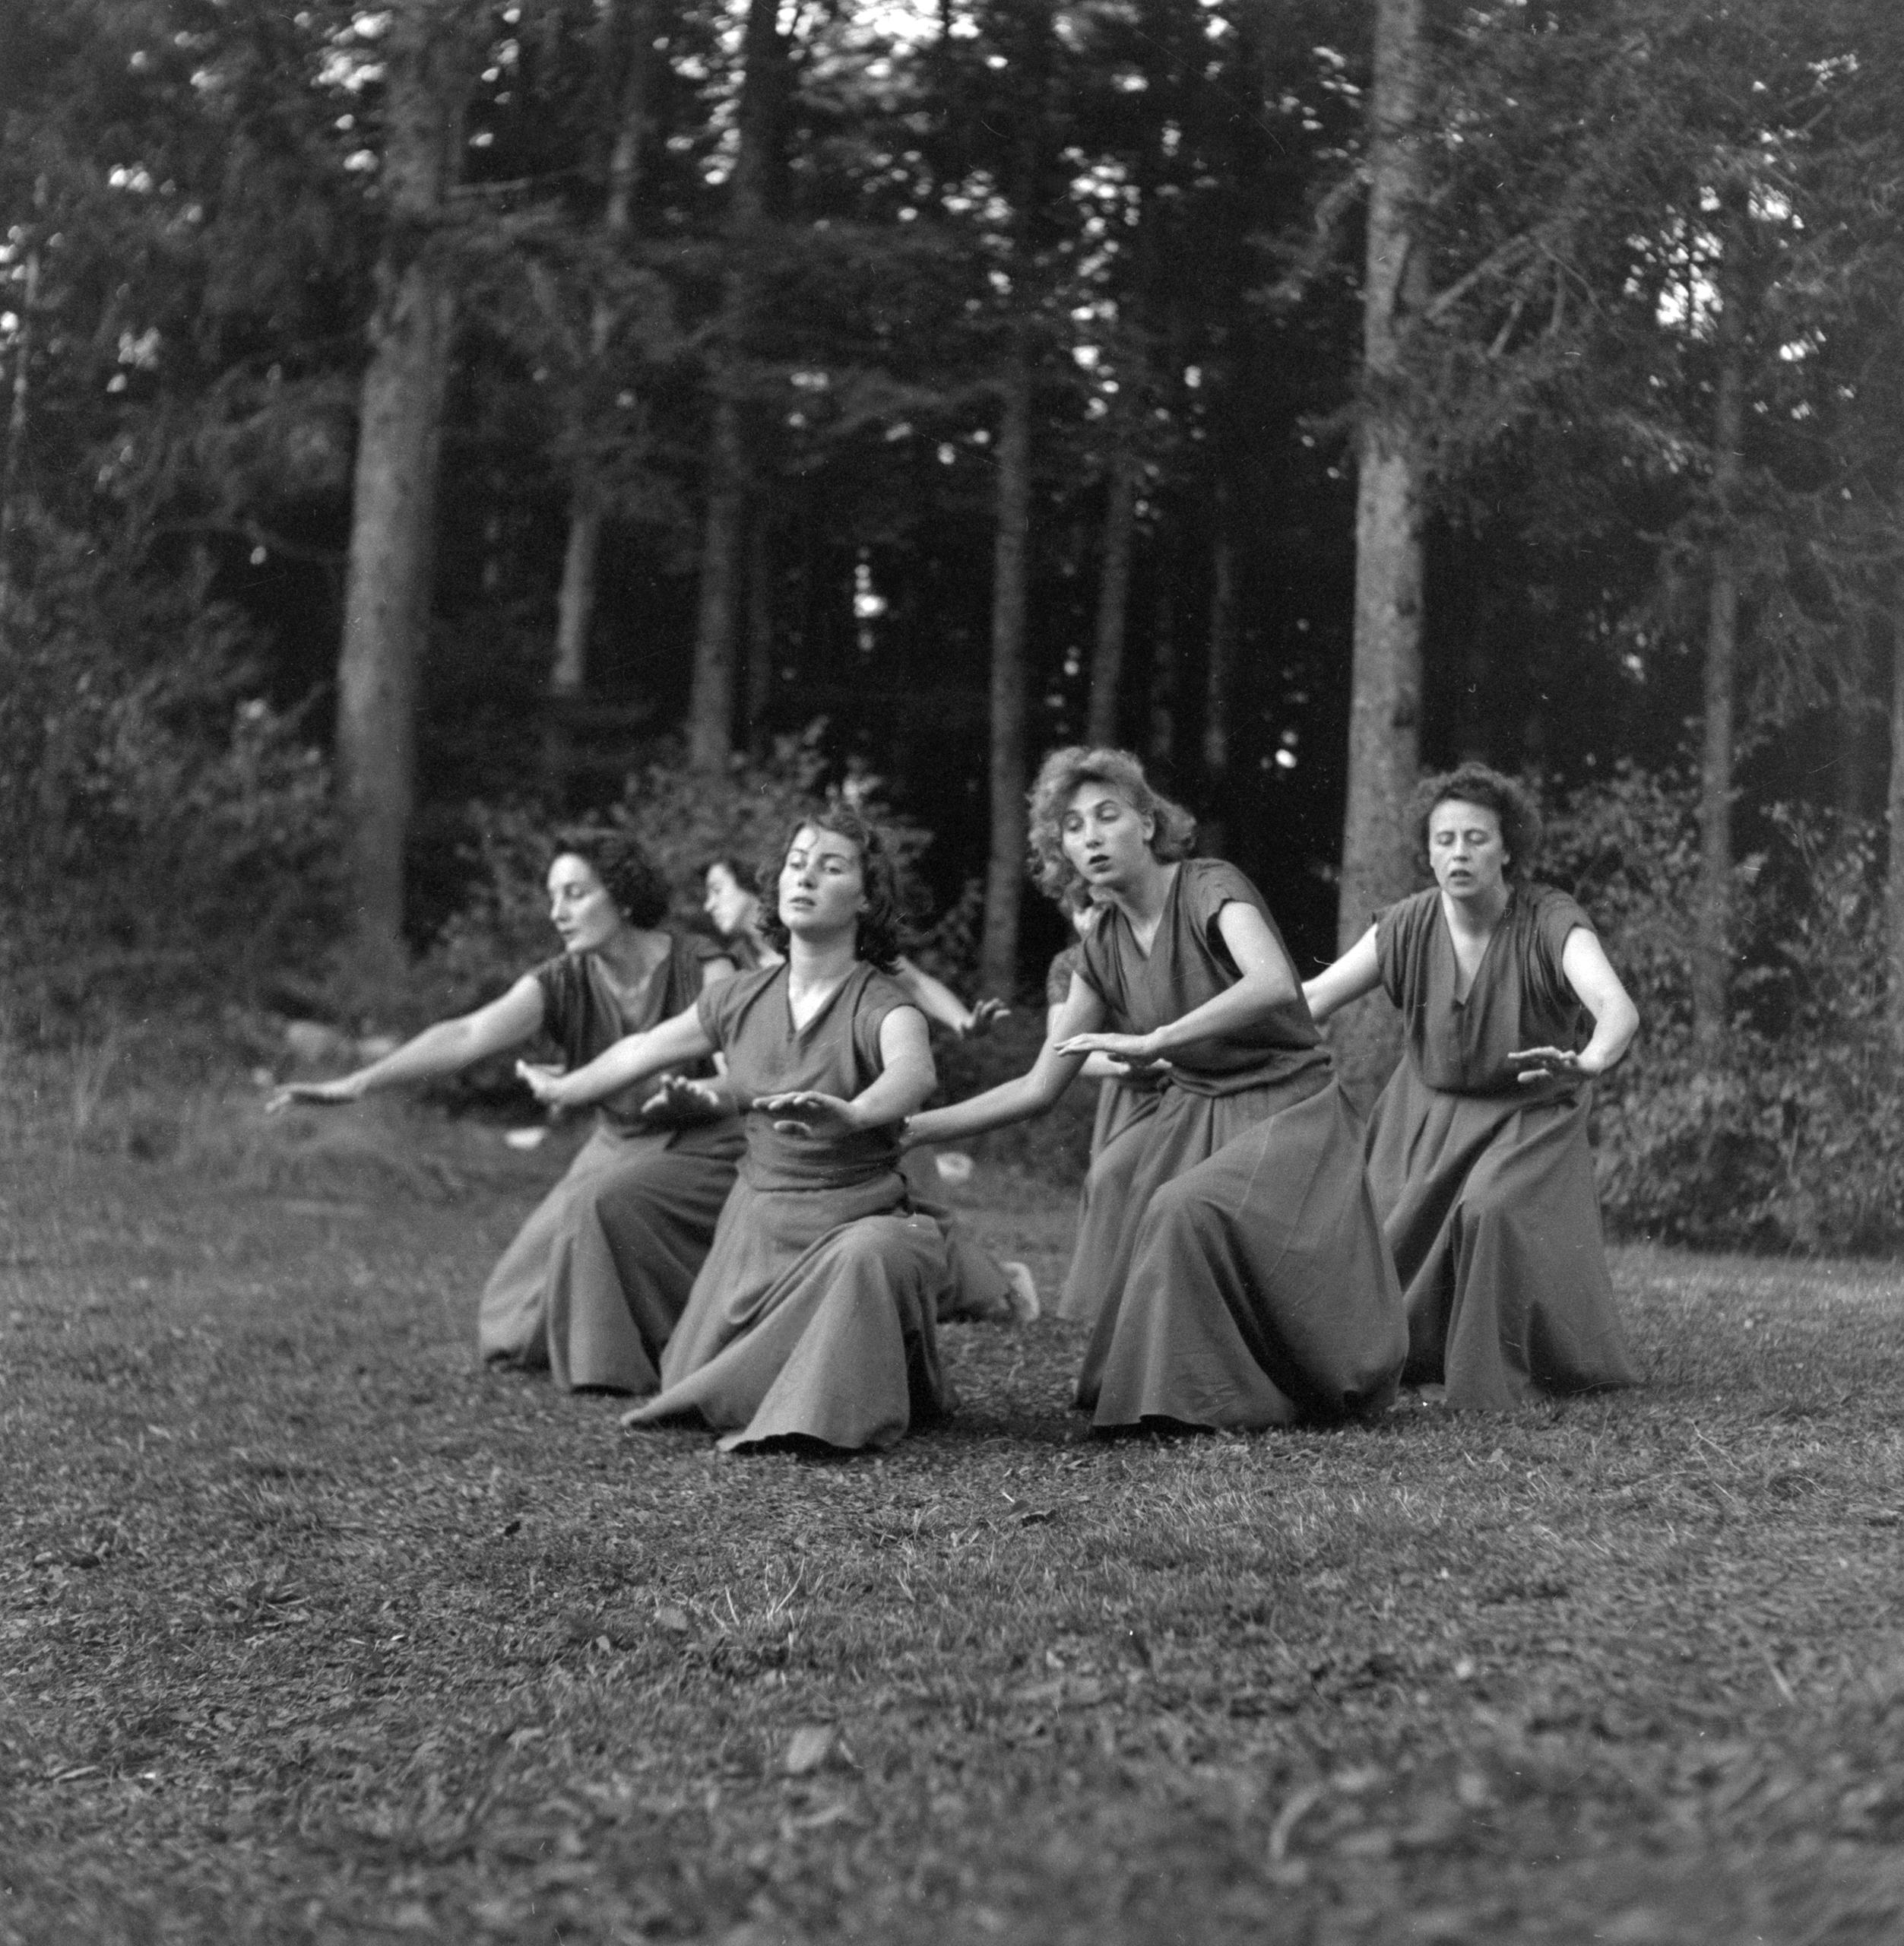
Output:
701,854,759,893
550,824,670,929
1408,762,1542,880
1025,746,1198,907
757,804,911,972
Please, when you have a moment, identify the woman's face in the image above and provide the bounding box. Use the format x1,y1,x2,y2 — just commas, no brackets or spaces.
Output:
547,854,623,954
1060,781,1155,893
703,862,758,940
778,825,866,940
1427,798,1509,902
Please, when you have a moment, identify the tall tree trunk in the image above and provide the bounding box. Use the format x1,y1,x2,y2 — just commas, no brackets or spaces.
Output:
336,0,470,972
1086,440,1136,746
1201,472,1238,857
1148,523,1177,770
686,0,784,772
0,173,44,633
1333,0,1427,1098
1885,625,1904,1046
744,506,775,757
546,0,657,794
1693,274,1746,1055
981,333,1034,995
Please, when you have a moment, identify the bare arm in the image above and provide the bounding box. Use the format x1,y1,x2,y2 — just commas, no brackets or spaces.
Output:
1509,927,1639,1082
518,1004,718,1111
905,975,1103,1146
269,975,546,1108
1057,901,1298,1064
1302,925,1383,1025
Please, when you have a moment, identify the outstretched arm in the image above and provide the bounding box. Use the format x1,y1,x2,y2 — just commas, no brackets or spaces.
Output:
1302,925,1383,1026
904,976,1102,1146
268,976,546,1110
1508,927,1639,1082
892,956,1009,1037
757,1004,938,1139
518,1003,717,1112
1057,900,1297,1065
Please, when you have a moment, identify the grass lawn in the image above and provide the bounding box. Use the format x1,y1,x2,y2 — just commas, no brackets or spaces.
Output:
5,1090,1904,1945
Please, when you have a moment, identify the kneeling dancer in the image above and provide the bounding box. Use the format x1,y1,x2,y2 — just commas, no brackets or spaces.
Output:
271,829,740,1393
1303,763,1640,1410
524,808,949,1453
907,746,1406,1432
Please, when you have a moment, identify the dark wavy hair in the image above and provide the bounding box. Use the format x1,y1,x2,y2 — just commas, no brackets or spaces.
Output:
548,824,670,930
702,854,759,895
757,804,911,971
1408,762,1542,880
1025,746,1198,907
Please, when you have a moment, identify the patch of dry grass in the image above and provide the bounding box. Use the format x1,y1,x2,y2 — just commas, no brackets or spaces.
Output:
4,1084,1904,1945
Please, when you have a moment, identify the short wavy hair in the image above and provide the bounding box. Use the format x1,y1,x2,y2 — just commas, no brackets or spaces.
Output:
1409,762,1542,880
549,824,670,930
1025,746,1197,907
758,803,911,972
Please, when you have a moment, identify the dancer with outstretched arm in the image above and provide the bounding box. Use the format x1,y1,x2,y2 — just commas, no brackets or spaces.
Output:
522,808,950,1453
905,747,1406,1433
1303,763,1640,1410
270,829,741,1393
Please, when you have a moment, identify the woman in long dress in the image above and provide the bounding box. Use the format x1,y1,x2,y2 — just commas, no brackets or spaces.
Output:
906,747,1406,1432
522,809,950,1452
271,830,742,1393
702,856,1038,1326
1302,763,1640,1410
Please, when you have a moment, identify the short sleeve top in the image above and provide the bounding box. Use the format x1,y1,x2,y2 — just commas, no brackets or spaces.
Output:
532,931,728,1134
1375,883,1594,1097
1045,943,1084,1009
1076,858,1326,1096
697,960,918,1191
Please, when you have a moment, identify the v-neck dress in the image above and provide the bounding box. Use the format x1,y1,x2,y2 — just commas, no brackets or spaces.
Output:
477,933,743,1393
621,962,950,1452
1367,885,1638,1409
1069,859,1407,1429
728,926,1022,1326
1045,943,1159,1326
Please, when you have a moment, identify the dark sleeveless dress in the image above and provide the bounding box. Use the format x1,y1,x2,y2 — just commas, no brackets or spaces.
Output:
477,933,743,1392
1367,885,1638,1409
1072,860,1406,1429
622,962,950,1451
1045,942,1160,1326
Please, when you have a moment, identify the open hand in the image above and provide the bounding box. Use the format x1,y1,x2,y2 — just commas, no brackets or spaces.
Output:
756,1091,860,1140
1506,1045,1592,1084
1057,1029,1158,1065
640,1075,727,1127
515,1060,572,1109
265,1077,361,1114
958,997,1012,1038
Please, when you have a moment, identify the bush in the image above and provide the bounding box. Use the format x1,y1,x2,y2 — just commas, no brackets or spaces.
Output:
1544,769,1904,1253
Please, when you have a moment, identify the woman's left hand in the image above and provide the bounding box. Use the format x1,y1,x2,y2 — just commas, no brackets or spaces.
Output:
640,1075,726,1127
1056,1029,1160,1066
1506,1045,1595,1083
958,997,1012,1038
756,1091,861,1139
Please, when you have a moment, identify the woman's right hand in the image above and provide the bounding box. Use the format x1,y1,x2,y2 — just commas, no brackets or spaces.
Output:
265,1076,363,1114
515,1060,572,1110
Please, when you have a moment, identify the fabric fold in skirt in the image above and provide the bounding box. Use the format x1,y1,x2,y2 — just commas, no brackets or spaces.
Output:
1055,1082,1161,1326
1366,1066,1637,1410
623,1173,950,1452
477,1119,742,1393
1084,1079,1407,1431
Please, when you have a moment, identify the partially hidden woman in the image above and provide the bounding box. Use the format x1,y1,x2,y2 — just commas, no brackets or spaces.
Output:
521,808,950,1453
704,855,1038,1326
1302,762,1640,1411
270,829,743,1393
906,747,1407,1432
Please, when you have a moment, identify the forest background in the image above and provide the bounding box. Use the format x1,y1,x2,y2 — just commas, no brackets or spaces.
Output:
4,0,1904,1252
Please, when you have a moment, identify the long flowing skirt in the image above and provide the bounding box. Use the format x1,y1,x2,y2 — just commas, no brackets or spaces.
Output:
1084,1077,1407,1430
623,1173,950,1452
1056,1081,1161,1324
477,1119,743,1393
1366,1065,1637,1409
